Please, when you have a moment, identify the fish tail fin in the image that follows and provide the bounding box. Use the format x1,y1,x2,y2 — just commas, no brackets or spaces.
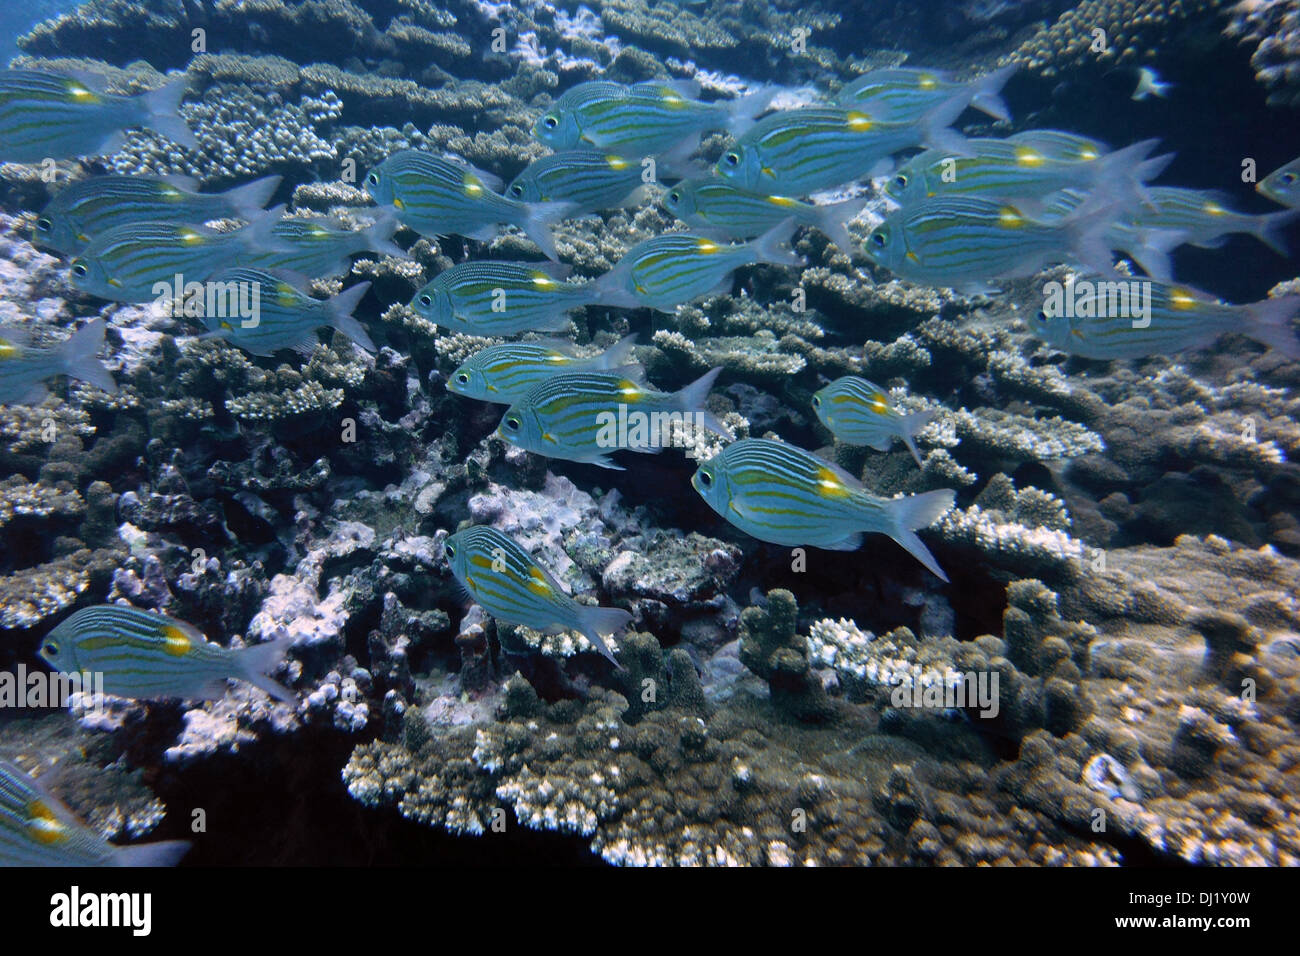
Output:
812,196,867,253
1124,228,1185,282
240,204,295,254
969,64,1016,122
586,266,642,310
1252,208,1299,256
110,839,192,867
1090,138,1164,208
223,174,283,219
141,75,200,152
572,605,632,668
1245,295,1300,359
60,319,117,393
364,207,407,259
236,638,297,704
751,217,804,266
898,409,936,468
327,281,377,352
672,366,733,438
597,333,640,370
725,84,781,136
882,488,955,582
518,201,572,262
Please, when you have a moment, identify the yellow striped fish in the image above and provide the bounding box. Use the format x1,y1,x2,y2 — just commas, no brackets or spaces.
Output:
39,605,296,704
445,525,630,666
0,760,190,866
691,438,955,580
448,334,639,404
812,376,934,467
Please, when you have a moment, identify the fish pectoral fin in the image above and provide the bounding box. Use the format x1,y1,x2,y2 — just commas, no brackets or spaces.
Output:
590,455,626,471
194,677,232,701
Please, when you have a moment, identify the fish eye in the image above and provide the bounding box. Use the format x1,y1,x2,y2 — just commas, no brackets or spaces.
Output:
505,417,521,431
1284,172,1298,185
367,172,379,185
543,116,558,129
72,263,88,277
1035,310,1048,323
445,544,455,559
669,190,680,202
36,218,52,232
812,395,821,408
509,184,523,197
43,641,59,656
723,152,739,167
870,232,886,247
456,373,469,384
419,294,432,307
894,175,907,188
698,469,713,486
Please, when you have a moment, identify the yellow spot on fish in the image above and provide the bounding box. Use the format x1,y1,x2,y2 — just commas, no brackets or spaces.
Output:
161,186,181,199
177,229,204,246
618,380,643,401
531,274,558,289
76,233,90,243
278,291,297,307
542,432,558,444
26,801,68,845
393,198,405,211
162,625,192,657
605,155,631,170
107,278,122,289
634,282,647,295
67,85,99,104
815,466,851,498
766,196,798,208
846,111,873,132
918,74,938,90
1169,287,1198,310
662,92,686,108
761,166,775,178
0,339,19,360
696,239,720,254
998,206,1026,228
1014,147,1045,167
1203,202,1225,217
905,251,919,263
1078,147,1100,161
868,392,889,414
220,321,233,331
464,173,483,196
527,568,553,596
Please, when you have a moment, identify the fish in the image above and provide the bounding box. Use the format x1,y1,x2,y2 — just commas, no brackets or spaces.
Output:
363,150,569,260
1006,129,1109,163
38,604,296,704
33,173,282,257
0,69,198,164
590,221,804,312
715,104,971,197
195,268,375,357
811,376,935,467
1114,186,1296,257
251,209,406,278
444,525,630,666
862,194,1122,294
410,261,598,335
663,177,866,252
690,437,955,580
448,334,640,404
505,150,649,216
883,138,1169,208
836,64,1016,124
1257,156,1300,208
495,367,732,469
1028,278,1300,360
68,207,291,303
1132,66,1173,101
0,760,191,866
533,79,777,169
0,319,116,405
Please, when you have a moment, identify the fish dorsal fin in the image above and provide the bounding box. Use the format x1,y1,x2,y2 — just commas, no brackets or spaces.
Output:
608,363,648,385
263,268,315,295
158,173,201,193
